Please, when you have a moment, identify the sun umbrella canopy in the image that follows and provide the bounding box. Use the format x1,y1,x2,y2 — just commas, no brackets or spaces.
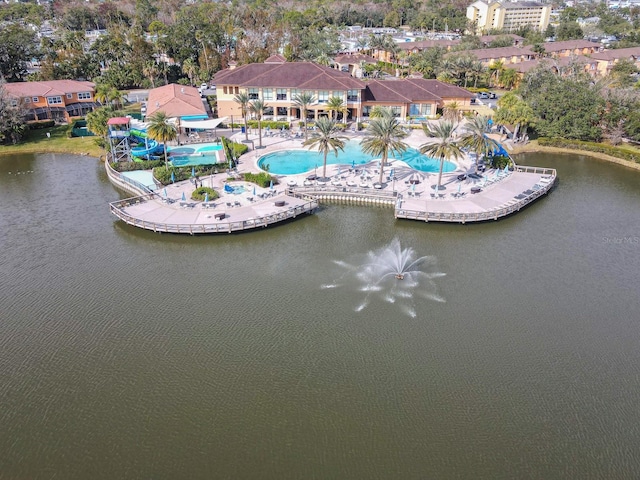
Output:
170,172,175,183
204,192,209,202
181,192,186,201
252,186,256,196
269,180,273,190
191,166,196,177
163,188,167,198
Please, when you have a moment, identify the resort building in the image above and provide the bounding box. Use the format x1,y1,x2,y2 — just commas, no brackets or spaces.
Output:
214,58,474,123
3,80,97,123
510,56,598,85
466,1,551,34
333,53,377,78
145,84,207,119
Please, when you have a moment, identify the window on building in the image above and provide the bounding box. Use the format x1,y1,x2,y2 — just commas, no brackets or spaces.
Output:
290,89,299,98
78,92,91,100
318,91,329,103
47,96,62,105
333,91,344,100
10,99,18,107
263,88,273,100
223,86,228,94
235,87,239,94
347,90,358,102
248,88,259,99
391,106,401,117
363,106,371,116
24,97,31,104
276,88,287,100
33,97,39,102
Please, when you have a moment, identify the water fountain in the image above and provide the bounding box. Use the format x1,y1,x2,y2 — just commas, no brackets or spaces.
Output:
322,238,445,317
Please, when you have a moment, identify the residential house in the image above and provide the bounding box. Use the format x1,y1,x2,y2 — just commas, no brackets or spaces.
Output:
536,40,602,58
4,80,97,123
333,53,377,78
460,46,536,67
511,56,598,85
588,46,640,76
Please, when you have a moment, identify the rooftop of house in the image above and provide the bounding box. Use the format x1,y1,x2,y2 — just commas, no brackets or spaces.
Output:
333,53,377,64
3,80,95,98
146,84,206,118
363,79,474,103
589,46,640,61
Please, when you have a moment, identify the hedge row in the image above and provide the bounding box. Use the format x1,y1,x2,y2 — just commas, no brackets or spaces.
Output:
243,171,277,188
538,137,640,163
112,159,165,172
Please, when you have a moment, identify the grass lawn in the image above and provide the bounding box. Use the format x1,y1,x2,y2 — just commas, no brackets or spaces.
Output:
0,125,105,158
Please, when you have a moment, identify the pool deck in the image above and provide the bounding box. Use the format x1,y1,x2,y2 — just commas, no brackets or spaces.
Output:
107,128,556,233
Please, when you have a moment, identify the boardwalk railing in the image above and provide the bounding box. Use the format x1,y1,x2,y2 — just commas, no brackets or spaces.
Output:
109,196,319,235
287,185,397,205
395,167,556,223
104,158,154,196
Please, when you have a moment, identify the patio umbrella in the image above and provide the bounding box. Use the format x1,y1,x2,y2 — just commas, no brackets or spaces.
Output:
504,164,509,174
390,168,394,178
191,166,196,177
337,166,341,176
181,192,186,201
252,186,256,196
170,171,175,183
269,180,273,190
352,160,355,169
163,188,167,198
411,183,416,192
457,183,462,194
204,192,209,203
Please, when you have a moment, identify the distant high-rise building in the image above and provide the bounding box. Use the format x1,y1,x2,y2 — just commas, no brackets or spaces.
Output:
467,1,551,34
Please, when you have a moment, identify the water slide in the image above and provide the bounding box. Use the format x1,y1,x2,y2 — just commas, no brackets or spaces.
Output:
130,128,164,158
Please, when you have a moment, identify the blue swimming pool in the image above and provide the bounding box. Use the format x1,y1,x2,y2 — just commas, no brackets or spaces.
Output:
258,141,456,175
168,143,224,167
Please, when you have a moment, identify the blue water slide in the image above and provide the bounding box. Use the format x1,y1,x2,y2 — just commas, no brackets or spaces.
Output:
130,128,164,157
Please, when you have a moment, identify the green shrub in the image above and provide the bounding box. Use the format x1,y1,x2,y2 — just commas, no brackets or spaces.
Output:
538,137,640,163
191,186,219,201
28,120,55,130
246,120,289,130
490,155,512,169
243,171,277,188
112,159,164,172
153,165,216,185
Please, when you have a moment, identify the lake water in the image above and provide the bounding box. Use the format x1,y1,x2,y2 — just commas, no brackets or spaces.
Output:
1,151,639,479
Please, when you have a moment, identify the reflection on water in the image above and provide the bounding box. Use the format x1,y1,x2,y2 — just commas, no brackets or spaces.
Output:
1,152,640,479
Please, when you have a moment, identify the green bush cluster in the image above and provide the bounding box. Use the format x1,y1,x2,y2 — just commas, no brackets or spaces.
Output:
112,159,164,172
153,165,216,185
538,137,640,163
191,186,219,201
28,120,55,130
243,171,276,188
246,120,289,130
490,155,512,169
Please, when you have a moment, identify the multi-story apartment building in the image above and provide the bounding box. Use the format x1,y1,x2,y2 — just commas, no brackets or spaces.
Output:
214,57,474,123
4,80,97,123
467,1,551,34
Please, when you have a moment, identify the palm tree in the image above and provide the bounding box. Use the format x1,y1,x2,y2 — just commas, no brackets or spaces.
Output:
488,60,504,88
182,58,198,86
233,92,250,142
108,87,126,110
459,115,499,173
442,101,463,123
302,117,348,179
94,84,110,107
419,121,465,192
147,111,177,169
142,60,159,88
360,108,409,185
249,99,267,148
292,92,316,140
326,96,347,121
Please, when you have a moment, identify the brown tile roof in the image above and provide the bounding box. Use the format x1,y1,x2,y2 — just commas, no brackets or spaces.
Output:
537,40,601,53
146,84,206,118
512,56,595,73
4,80,95,98
363,79,474,102
589,46,640,61
214,62,365,90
